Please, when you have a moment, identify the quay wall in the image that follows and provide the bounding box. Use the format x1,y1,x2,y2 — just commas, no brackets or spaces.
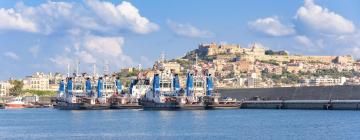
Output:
219,85,360,100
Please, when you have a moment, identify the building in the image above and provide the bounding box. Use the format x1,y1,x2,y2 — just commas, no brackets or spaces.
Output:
300,76,347,86
0,81,11,97
286,63,304,73
120,68,134,74
153,61,182,73
243,43,266,56
235,60,254,73
198,42,242,56
198,42,266,57
23,72,62,91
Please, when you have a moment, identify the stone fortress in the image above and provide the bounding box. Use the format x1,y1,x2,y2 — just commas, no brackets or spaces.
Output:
197,42,354,64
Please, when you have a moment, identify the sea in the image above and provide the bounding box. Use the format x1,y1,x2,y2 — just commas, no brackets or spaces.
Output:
0,108,359,140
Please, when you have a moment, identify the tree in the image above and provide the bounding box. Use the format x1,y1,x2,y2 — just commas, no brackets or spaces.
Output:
9,80,24,96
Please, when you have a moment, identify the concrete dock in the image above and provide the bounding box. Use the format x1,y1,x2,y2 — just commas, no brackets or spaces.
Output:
239,100,360,110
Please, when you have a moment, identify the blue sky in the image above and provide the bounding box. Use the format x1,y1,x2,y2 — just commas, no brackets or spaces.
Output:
0,0,359,80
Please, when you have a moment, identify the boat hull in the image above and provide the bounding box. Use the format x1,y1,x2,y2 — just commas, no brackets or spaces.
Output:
141,101,180,110
5,103,27,109
83,103,110,110
179,103,206,110
206,103,240,109
55,102,86,110
110,103,142,109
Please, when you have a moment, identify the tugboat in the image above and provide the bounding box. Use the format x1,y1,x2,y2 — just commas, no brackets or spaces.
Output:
55,75,87,110
140,69,180,110
177,72,207,110
203,74,240,109
81,75,111,110
110,73,150,109
88,75,114,109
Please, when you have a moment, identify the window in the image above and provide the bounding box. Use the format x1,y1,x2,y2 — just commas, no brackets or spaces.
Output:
195,81,203,88
75,82,83,90
161,82,171,88
104,83,114,90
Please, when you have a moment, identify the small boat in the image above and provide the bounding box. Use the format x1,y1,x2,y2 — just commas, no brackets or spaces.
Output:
5,97,30,109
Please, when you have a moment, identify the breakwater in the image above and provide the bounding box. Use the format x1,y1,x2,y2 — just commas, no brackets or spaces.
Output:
219,85,360,100
239,100,360,110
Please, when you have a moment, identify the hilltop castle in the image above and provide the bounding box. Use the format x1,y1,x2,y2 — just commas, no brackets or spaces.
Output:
197,42,353,64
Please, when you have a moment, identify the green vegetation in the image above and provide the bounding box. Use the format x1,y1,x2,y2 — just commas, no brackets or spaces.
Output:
265,50,288,55
175,59,192,71
23,90,57,96
9,80,23,96
118,69,141,77
312,69,360,78
261,69,299,84
259,59,279,66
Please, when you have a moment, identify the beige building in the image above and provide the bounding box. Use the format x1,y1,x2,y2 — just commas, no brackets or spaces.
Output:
0,81,11,97
23,72,62,91
198,42,266,57
256,55,354,64
286,63,304,74
235,60,254,73
198,42,242,56
154,61,182,73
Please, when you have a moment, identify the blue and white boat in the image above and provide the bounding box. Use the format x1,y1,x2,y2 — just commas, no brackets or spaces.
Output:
141,69,180,110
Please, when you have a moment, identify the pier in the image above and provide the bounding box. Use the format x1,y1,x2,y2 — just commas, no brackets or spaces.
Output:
239,100,360,110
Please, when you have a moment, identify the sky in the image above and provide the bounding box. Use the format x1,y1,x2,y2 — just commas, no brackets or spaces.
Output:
0,0,359,80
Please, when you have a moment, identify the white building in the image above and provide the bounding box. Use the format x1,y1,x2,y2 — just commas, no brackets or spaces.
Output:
0,81,11,97
300,76,347,86
23,72,62,91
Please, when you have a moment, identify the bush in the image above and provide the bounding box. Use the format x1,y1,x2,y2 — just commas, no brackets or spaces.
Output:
23,90,57,96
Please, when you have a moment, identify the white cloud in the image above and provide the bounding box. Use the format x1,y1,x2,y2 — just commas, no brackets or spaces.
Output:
85,0,159,34
248,16,295,36
83,35,124,58
75,51,96,64
294,35,314,47
0,1,158,35
3,52,20,60
49,34,133,69
49,55,72,68
295,0,355,34
167,20,215,38
29,45,40,58
0,8,37,32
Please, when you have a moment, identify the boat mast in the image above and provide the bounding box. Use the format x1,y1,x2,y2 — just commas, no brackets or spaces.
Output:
67,64,70,77
76,60,80,77
93,63,97,77
103,61,109,75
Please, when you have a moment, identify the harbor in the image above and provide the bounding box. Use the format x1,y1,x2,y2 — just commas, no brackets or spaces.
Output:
4,96,360,110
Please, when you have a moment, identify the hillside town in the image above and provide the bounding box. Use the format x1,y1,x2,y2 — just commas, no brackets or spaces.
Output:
1,42,360,97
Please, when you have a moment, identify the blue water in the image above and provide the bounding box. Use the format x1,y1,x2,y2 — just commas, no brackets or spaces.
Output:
0,109,359,140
